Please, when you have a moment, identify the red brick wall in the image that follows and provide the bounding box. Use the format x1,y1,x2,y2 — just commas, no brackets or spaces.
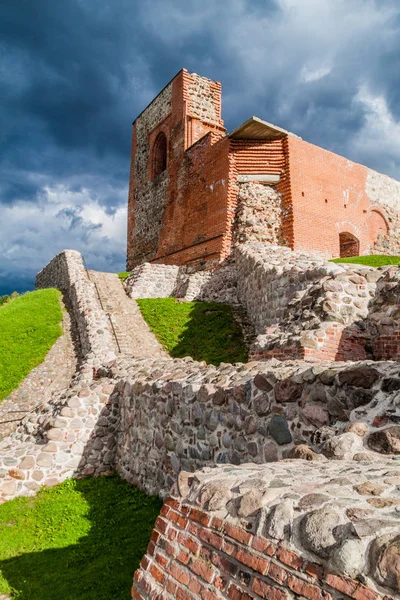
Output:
249,324,372,363
127,70,230,269
131,498,391,600
286,136,379,258
156,133,231,267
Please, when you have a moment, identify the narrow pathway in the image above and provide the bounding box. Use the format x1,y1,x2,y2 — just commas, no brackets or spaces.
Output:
0,300,79,441
88,271,166,359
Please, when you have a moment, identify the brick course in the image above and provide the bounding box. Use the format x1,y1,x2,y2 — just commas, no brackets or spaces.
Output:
131,499,394,600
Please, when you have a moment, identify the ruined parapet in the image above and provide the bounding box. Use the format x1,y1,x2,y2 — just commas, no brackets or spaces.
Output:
125,261,238,305
235,243,396,362
36,249,117,368
132,461,400,599
115,357,400,498
125,263,180,299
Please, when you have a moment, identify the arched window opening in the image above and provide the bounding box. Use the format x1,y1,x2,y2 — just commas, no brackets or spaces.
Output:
152,132,167,178
339,232,360,258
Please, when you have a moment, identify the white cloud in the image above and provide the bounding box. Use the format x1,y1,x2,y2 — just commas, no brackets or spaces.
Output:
0,184,127,280
351,85,400,177
300,65,332,83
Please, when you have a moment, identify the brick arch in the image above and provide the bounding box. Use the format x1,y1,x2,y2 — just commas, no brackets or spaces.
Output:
368,206,389,243
339,231,360,258
151,132,167,178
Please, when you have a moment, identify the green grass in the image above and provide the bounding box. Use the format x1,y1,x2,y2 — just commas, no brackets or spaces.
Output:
0,475,162,600
137,297,247,365
0,289,63,402
118,272,130,282
330,255,400,267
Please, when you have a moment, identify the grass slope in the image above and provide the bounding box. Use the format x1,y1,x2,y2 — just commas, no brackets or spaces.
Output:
137,297,247,365
0,289,63,402
0,475,162,600
118,272,130,282
330,255,400,267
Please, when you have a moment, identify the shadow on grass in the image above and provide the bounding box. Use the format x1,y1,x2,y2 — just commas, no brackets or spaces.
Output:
137,298,248,365
0,475,162,600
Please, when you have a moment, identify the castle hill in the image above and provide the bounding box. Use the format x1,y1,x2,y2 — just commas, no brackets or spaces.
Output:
1,61,400,600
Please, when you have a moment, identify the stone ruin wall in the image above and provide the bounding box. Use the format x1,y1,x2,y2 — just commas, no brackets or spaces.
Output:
133,461,400,600
36,250,117,366
125,261,238,305
186,72,221,126
235,243,400,363
116,357,400,498
2,249,400,599
125,241,400,364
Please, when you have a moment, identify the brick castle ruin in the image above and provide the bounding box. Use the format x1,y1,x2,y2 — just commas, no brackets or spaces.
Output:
127,69,400,270
1,70,400,600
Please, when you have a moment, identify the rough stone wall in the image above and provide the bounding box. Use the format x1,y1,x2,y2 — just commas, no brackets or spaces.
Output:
233,183,286,247
36,250,116,366
132,461,400,600
5,249,400,600
125,261,238,305
368,266,400,360
174,263,237,304
186,72,221,126
0,250,118,501
235,243,400,362
115,357,400,498
235,244,330,335
125,263,180,299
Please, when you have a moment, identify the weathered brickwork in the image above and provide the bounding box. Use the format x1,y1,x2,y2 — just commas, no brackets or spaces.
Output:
132,462,400,600
127,69,400,268
366,168,400,255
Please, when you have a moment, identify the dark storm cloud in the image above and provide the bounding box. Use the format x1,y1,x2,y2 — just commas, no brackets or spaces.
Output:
1,0,400,295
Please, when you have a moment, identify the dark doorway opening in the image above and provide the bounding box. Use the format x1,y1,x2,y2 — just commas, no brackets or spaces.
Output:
339,232,360,257
152,132,167,178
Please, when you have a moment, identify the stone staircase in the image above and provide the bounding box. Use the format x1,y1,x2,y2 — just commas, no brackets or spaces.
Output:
88,271,166,359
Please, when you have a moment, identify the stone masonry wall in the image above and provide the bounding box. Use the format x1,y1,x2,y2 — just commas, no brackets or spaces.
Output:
3,249,400,600
235,244,332,335
125,262,238,305
36,250,117,367
368,266,400,360
115,356,400,497
235,243,400,362
132,461,400,600
233,183,286,247
125,263,180,299
128,80,173,265
0,250,118,501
